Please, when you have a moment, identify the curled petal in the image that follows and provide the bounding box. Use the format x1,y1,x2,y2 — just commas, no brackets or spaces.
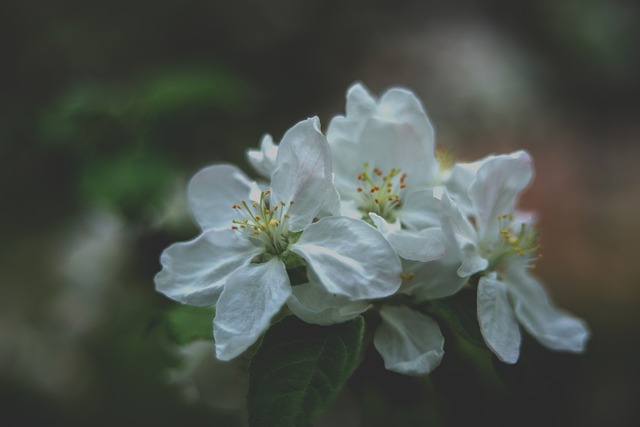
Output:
477,274,521,364
214,259,291,361
374,305,444,375
188,164,255,231
270,117,334,231
290,216,402,300
155,229,262,306
506,268,590,353
440,193,488,277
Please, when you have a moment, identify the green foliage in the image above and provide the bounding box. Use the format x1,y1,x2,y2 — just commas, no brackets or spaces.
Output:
429,289,487,349
247,316,365,427
166,304,215,345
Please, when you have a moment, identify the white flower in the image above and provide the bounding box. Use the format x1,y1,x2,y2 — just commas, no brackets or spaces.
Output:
441,150,590,363
326,83,445,262
155,118,403,361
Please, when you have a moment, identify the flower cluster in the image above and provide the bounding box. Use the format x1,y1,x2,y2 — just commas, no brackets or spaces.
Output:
155,83,589,375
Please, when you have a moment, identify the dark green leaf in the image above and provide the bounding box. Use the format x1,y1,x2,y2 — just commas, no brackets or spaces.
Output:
247,316,365,427
166,305,215,345
429,290,487,349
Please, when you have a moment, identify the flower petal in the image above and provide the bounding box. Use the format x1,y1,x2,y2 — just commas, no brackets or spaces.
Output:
373,305,444,375
369,213,444,262
506,268,590,353
188,164,256,231
247,133,278,178
155,229,262,306
290,216,402,300
468,151,533,239
477,274,521,364
287,269,370,326
327,83,377,148
214,259,291,361
440,193,488,277
401,229,468,300
270,117,334,231
399,189,442,230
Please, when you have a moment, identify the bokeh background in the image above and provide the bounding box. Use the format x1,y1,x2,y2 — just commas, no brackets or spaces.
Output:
2,0,639,426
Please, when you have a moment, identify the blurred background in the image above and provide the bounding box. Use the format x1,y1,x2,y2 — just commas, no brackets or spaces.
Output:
1,0,639,425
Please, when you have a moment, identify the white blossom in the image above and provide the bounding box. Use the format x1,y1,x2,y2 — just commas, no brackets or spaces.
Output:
441,150,590,363
155,118,402,361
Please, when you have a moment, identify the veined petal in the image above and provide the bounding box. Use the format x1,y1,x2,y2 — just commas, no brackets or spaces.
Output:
287,269,370,326
214,259,291,361
290,216,402,300
440,193,488,277
188,164,255,231
468,151,533,240
477,274,521,364
369,213,444,262
155,229,262,306
270,117,334,231
374,305,444,376
247,133,278,178
506,268,590,353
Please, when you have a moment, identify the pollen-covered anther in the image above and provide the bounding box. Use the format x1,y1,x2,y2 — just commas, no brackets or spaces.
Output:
230,190,293,254
354,163,408,220
496,213,541,264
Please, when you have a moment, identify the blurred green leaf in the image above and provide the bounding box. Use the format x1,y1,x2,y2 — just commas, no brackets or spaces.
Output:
139,68,256,119
247,316,365,427
79,149,177,217
166,304,215,345
429,289,487,349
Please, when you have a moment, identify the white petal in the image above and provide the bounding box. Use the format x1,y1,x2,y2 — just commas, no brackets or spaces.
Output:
247,133,278,178
402,229,468,300
399,189,441,230
326,83,376,149
369,213,444,262
506,268,590,353
214,259,291,361
477,274,521,364
372,87,436,185
287,269,370,326
373,305,444,375
188,164,255,231
444,156,493,217
440,193,488,277
270,117,334,231
468,151,533,239
155,229,263,306
290,216,402,300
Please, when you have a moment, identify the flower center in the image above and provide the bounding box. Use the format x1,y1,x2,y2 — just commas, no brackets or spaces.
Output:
355,163,407,222
490,214,541,269
231,190,294,255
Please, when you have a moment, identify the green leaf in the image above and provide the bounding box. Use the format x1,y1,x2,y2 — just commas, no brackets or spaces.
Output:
429,290,487,349
247,316,365,427
165,305,215,345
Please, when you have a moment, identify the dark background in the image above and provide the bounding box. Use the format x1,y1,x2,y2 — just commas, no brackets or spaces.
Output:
1,0,640,426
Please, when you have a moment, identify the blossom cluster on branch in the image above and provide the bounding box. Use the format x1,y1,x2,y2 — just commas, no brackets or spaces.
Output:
155,83,589,376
